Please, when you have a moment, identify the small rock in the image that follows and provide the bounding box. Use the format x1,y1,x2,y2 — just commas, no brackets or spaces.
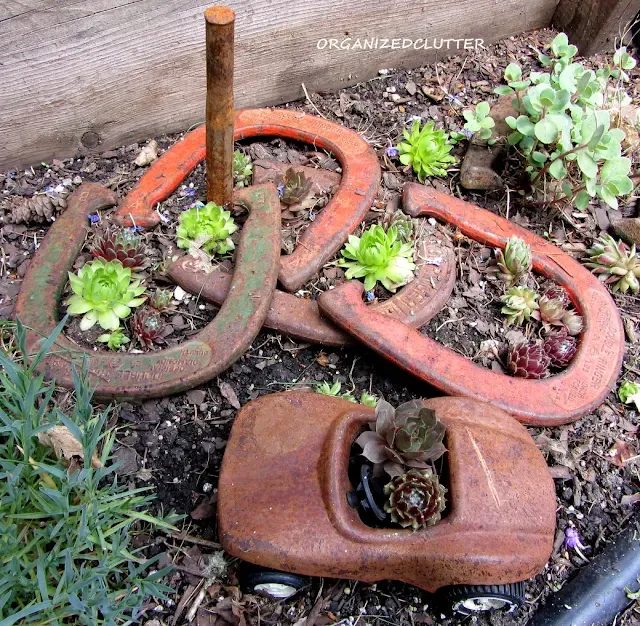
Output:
186,389,207,405
421,86,443,102
112,446,139,475
460,144,503,191
173,286,187,301
610,217,640,246
72,176,82,186
405,81,417,96
17,259,30,278
134,140,159,167
382,172,402,191
471,94,518,146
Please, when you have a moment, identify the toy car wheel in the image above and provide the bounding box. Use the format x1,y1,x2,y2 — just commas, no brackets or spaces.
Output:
441,582,525,614
240,564,307,600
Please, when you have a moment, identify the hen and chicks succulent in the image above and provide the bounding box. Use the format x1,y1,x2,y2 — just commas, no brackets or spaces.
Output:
583,233,640,294
90,229,146,272
397,120,456,182
177,202,238,256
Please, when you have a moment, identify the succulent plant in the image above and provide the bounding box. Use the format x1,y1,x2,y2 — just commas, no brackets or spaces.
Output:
543,284,570,307
131,307,167,348
500,286,539,325
383,211,414,242
149,288,173,312
339,225,416,292
384,469,447,530
356,399,446,477
495,236,532,286
277,168,313,205
359,391,378,407
90,229,146,271
536,295,566,328
233,150,253,188
507,342,551,379
97,328,130,351
176,202,238,256
543,334,577,368
65,259,146,331
618,380,640,412
397,120,456,182
316,381,356,403
562,309,584,336
583,234,640,294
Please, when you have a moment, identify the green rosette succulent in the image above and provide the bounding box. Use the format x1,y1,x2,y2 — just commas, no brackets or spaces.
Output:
356,399,446,477
233,150,253,188
66,259,146,331
500,286,539,325
397,120,456,182
495,236,532,286
177,202,238,256
97,328,130,350
339,225,416,292
583,233,640,294
384,469,447,530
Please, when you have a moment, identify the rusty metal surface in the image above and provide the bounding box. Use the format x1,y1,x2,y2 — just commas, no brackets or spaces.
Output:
167,227,456,346
218,392,555,591
14,182,280,400
205,6,235,207
112,108,381,292
317,184,624,426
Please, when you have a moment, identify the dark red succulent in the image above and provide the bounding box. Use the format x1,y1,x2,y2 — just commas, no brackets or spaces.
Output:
131,307,168,348
90,229,146,271
543,334,577,368
543,284,570,307
507,342,551,379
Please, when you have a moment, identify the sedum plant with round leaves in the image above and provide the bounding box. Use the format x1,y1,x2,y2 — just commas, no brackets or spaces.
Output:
339,225,416,292
396,120,456,182
66,259,146,331
463,33,638,211
462,102,496,141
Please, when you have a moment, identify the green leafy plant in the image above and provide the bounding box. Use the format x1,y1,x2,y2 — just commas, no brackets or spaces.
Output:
149,288,173,312
233,150,253,188
500,286,539,325
467,33,638,210
462,102,496,141
277,168,313,205
66,259,146,331
384,469,447,530
0,320,179,625
495,236,532,286
339,225,416,292
583,233,640,294
356,399,446,477
534,295,566,329
618,380,640,412
359,391,378,407
90,229,146,271
397,120,456,181
315,381,356,403
97,328,130,350
176,202,238,256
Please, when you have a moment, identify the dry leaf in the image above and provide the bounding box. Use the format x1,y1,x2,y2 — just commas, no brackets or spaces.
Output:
609,439,638,467
133,140,159,166
218,381,240,409
316,352,329,367
191,494,218,521
621,493,640,506
37,425,102,469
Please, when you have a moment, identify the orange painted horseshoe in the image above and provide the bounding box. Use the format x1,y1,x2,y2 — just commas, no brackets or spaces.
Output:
317,184,624,425
113,108,381,293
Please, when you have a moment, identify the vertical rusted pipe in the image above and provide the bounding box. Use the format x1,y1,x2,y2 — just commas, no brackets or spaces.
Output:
205,5,235,206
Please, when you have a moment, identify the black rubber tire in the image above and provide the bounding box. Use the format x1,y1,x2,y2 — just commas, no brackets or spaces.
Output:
440,582,525,614
239,563,308,600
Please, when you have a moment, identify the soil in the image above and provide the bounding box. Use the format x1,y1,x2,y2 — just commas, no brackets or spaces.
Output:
2,27,640,626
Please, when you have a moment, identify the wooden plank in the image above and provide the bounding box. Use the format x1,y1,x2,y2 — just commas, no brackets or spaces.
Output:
0,0,558,170
552,0,639,56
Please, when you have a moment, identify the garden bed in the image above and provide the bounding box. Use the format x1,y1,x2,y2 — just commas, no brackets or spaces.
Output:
1,26,640,626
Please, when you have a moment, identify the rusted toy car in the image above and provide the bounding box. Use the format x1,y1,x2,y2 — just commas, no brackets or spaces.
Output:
218,392,556,613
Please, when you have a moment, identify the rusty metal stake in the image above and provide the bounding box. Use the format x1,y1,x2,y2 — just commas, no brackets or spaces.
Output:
205,5,235,207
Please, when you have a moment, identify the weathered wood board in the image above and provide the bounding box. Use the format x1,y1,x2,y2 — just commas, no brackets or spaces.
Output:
0,0,559,170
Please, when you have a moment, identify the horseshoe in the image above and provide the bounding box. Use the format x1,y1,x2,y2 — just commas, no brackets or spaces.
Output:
14,181,281,400
166,227,456,347
113,108,381,293
317,184,624,425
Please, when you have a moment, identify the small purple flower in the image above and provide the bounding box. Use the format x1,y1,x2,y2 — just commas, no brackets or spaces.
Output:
188,201,205,210
44,185,56,194
159,212,170,224
88,213,100,224
564,527,586,550
129,225,143,233
181,187,196,198
308,210,316,220
446,94,463,106
365,290,376,303
463,128,475,139
8,171,16,179
277,184,285,197
385,146,400,158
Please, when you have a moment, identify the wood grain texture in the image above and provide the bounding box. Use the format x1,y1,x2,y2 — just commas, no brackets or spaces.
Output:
553,0,639,56
0,0,557,170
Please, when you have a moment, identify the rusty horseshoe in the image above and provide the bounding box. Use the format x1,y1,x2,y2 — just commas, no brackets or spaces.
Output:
113,108,381,293
14,181,281,400
318,184,624,425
